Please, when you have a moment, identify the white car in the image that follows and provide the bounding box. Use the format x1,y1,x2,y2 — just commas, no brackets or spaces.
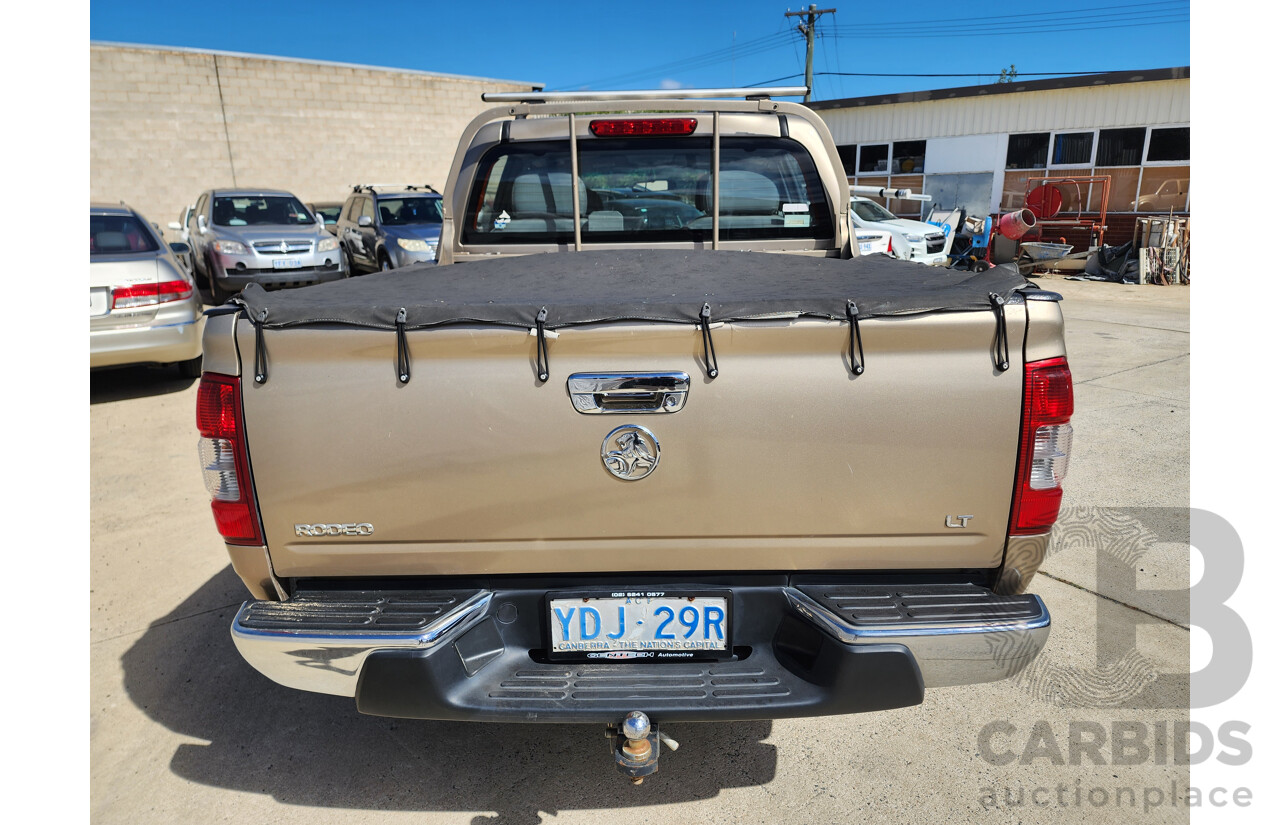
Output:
849,196,949,266
854,228,892,256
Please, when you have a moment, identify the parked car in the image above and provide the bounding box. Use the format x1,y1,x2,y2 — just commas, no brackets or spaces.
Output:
167,203,196,270
849,196,949,265
90,203,203,377
307,201,343,235
336,185,442,273
187,188,347,303
854,227,892,256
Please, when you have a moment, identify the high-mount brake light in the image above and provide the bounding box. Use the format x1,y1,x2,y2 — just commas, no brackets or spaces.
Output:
1010,357,1074,535
110,279,193,309
589,118,698,137
197,373,263,545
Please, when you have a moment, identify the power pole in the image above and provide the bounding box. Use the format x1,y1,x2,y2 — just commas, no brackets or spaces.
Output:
785,4,836,103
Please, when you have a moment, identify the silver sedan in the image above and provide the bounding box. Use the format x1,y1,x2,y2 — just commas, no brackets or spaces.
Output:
90,203,203,377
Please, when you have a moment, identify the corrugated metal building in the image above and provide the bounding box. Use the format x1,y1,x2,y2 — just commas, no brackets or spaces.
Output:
810,67,1189,237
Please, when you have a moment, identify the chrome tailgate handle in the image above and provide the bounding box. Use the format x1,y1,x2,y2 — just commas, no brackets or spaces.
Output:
568,372,690,414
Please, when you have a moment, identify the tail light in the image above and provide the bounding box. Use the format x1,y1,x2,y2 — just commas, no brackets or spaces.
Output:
197,373,263,545
589,118,698,137
111,279,193,309
1010,356,1074,535
886,237,894,255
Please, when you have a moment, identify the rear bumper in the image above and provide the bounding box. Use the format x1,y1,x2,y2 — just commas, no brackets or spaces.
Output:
230,578,1049,723
89,301,203,368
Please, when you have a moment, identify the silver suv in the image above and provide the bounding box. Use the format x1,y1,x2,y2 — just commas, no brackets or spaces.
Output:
187,188,347,302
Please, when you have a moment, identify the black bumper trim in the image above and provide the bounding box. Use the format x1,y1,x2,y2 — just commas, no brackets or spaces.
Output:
354,585,925,723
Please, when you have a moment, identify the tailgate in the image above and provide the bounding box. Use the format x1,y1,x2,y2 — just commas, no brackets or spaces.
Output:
239,308,1026,577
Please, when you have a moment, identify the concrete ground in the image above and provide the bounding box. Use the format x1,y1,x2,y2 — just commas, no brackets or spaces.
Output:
90,277,1190,824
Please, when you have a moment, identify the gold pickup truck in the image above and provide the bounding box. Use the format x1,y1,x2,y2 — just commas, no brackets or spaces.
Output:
196,88,1073,779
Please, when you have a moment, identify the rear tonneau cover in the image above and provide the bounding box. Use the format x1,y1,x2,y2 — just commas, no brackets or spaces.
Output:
236,249,1028,332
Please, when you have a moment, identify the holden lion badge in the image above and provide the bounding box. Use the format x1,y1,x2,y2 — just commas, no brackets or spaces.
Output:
601,425,660,481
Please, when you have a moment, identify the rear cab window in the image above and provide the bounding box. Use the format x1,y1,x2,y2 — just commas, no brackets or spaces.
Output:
463,137,833,246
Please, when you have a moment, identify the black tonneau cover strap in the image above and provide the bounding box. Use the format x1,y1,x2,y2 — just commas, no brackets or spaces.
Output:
846,300,865,376
989,293,1011,372
699,302,719,380
396,307,411,384
253,308,268,384
534,306,549,382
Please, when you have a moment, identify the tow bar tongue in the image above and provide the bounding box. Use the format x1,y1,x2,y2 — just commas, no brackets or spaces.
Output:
608,711,679,785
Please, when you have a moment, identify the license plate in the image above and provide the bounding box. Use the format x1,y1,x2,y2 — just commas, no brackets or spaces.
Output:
272,258,302,269
89,289,109,316
859,242,873,254
548,591,730,660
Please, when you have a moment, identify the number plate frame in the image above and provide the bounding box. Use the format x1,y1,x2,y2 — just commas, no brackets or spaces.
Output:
545,589,733,662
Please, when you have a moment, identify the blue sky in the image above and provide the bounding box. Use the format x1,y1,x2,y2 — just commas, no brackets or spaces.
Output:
90,0,1189,100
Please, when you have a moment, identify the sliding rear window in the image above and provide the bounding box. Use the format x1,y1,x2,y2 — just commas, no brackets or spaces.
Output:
462,137,833,245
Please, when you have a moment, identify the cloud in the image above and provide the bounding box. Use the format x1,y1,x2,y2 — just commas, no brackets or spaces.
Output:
659,78,683,90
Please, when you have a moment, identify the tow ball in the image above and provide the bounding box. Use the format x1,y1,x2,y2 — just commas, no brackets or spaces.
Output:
607,711,679,785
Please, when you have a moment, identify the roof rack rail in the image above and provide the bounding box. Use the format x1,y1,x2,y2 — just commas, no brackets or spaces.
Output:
480,87,809,104
352,183,439,194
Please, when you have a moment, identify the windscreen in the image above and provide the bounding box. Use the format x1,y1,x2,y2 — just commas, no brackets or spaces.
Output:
378,197,444,226
90,214,160,255
312,205,342,224
851,199,898,222
463,137,833,245
213,196,315,227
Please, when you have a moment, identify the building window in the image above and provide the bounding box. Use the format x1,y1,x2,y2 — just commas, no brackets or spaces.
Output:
1147,127,1190,162
1088,168,1142,213
836,145,858,177
858,144,889,174
887,174,923,217
1052,132,1094,165
1096,128,1146,166
1006,133,1049,169
892,140,926,174
1136,166,1189,212
853,176,888,206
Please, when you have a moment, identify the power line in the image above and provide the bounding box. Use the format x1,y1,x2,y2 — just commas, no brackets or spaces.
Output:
828,4,1189,37
832,0,1185,28
561,31,789,90
828,17,1188,40
556,1,1187,91
745,68,1178,88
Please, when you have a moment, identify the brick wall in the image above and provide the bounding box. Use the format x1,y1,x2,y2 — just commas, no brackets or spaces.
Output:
90,44,538,237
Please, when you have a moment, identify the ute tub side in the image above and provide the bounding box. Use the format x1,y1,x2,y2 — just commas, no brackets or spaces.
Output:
994,291,1069,595
201,310,286,601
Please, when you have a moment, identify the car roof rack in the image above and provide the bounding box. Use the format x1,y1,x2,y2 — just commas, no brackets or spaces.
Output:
352,183,439,194
480,87,809,104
